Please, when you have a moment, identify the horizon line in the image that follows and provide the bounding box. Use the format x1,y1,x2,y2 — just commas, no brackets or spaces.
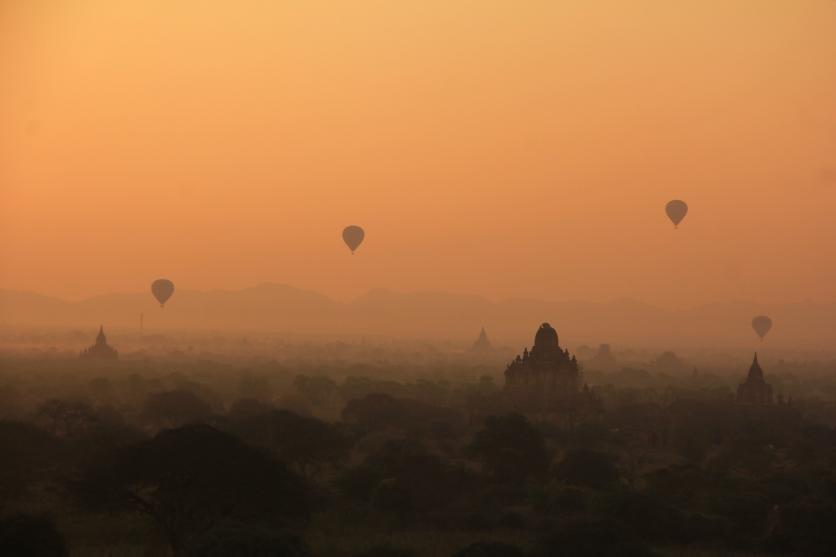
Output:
1,283,832,311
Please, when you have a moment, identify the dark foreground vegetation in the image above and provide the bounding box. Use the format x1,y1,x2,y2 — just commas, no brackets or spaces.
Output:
2,346,836,556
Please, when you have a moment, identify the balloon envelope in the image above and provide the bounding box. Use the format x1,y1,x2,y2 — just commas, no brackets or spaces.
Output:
342,225,365,254
151,279,175,307
665,200,688,228
752,315,773,339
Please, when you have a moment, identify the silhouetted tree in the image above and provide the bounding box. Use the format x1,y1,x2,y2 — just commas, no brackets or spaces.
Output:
232,409,348,474
469,413,549,482
227,397,274,422
342,393,462,437
766,497,836,556
140,390,214,430
667,399,737,464
33,399,99,439
182,523,310,557
0,514,67,557
557,449,619,489
0,421,62,505
88,376,114,401
237,373,273,401
72,425,311,553
0,384,22,420
601,491,722,544
353,545,414,557
709,484,771,544
568,422,615,447
533,485,586,515
293,375,338,406
452,542,525,557
338,440,476,520
643,464,708,505
535,518,655,557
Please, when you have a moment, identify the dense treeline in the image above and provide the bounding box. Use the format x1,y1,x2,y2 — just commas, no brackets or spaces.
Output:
2,352,836,556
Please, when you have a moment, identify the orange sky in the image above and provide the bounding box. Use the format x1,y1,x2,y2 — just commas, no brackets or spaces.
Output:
2,1,835,307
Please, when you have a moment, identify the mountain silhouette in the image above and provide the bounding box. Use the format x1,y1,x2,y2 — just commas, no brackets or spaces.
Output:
1,284,835,349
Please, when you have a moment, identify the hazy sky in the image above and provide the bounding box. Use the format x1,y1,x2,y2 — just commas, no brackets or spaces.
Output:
2,1,835,307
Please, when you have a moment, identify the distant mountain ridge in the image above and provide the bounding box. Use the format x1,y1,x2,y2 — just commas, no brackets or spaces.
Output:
1,284,835,349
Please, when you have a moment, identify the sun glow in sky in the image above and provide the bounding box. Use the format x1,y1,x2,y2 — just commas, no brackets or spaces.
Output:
2,1,835,306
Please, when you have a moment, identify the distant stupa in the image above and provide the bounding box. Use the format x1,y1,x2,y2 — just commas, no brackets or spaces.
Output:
653,350,687,372
471,327,493,352
80,326,118,360
588,343,617,371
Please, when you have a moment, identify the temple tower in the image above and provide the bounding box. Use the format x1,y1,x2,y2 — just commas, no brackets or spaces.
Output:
80,325,119,360
736,353,773,405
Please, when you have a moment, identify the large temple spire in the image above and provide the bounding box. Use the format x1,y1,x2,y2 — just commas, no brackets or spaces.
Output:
737,352,772,404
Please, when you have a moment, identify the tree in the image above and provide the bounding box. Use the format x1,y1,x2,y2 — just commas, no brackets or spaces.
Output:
232,409,348,475
766,497,836,556
453,542,525,557
338,440,476,520
353,546,414,557
535,518,655,557
533,485,586,515
469,413,549,482
72,425,311,553
227,397,274,422
342,393,462,437
88,376,114,402
140,390,214,430
293,375,338,406
0,421,62,506
33,399,100,440
237,372,273,401
557,449,619,489
601,491,721,544
182,523,310,557
0,514,67,557
0,384,22,420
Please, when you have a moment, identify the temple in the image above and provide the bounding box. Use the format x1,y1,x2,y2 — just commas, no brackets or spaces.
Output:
505,323,596,416
736,353,772,405
80,326,119,360
471,327,493,352
587,343,617,371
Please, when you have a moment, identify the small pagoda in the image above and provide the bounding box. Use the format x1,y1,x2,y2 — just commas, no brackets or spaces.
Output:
80,326,118,360
471,327,493,352
736,353,772,405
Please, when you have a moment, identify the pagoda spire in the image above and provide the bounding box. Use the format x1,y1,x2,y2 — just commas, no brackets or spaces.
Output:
737,351,772,404
81,325,118,360
472,326,492,351
747,352,764,381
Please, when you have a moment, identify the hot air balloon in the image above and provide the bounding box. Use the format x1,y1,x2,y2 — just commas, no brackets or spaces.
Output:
665,200,688,228
752,315,772,341
342,225,365,254
151,279,175,308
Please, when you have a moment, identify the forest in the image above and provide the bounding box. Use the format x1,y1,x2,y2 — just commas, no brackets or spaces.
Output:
2,331,836,557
